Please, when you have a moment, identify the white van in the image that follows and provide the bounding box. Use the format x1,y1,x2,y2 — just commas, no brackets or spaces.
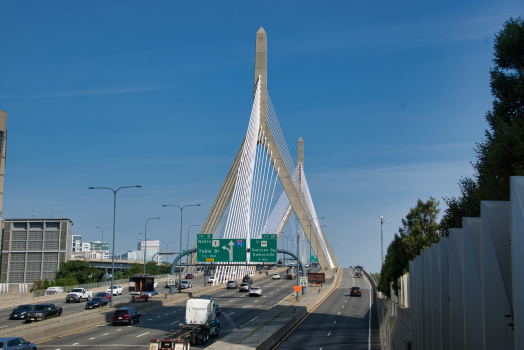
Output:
45,287,64,295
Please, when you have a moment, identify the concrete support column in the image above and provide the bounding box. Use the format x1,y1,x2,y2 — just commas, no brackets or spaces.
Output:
439,237,451,350
449,228,465,350
511,176,524,350
480,201,514,349
462,218,483,350
424,247,434,350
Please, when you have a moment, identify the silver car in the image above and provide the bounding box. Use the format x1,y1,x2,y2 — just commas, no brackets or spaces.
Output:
0,337,37,349
249,287,263,297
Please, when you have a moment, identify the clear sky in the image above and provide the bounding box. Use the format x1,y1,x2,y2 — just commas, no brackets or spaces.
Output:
1,1,523,274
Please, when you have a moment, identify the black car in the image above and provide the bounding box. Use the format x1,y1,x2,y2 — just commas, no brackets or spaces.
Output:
113,307,141,326
86,297,109,309
26,303,62,322
9,305,34,320
242,275,253,284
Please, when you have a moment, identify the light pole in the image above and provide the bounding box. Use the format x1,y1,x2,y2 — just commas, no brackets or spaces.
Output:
163,241,174,261
162,204,201,293
88,185,142,307
141,217,160,274
187,225,200,264
96,226,104,244
380,216,384,266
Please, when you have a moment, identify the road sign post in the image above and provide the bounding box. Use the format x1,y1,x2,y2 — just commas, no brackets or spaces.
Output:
250,234,277,263
167,275,176,286
299,276,307,287
196,234,247,262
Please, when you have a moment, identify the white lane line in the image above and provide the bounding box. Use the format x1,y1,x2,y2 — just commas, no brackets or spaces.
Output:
345,300,347,303
148,319,152,321
136,332,150,337
0,326,7,329
116,329,122,332
338,312,340,315
157,316,161,318
334,321,337,324
327,332,331,336
72,343,79,346
342,306,344,308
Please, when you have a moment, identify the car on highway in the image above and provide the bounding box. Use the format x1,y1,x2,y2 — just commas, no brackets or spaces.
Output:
249,287,263,297
185,274,195,279
242,275,253,284
141,289,159,297
0,337,37,350
112,307,141,326
106,285,123,295
95,292,112,302
86,297,109,309
208,276,215,283
180,280,192,289
350,286,362,297
226,280,238,289
272,273,280,280
285,273,296,279
239,282,251,292
26,303,62,323
9,305,34,320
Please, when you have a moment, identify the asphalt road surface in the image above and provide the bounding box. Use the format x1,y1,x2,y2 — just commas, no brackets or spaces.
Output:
272,268,380,350
35,275,296,349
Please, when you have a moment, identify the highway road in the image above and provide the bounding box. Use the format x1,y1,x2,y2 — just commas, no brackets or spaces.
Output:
35,275,297,349
272,268,380,350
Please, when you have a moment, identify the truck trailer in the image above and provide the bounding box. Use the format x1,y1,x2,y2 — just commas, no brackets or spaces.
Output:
149,298,220,350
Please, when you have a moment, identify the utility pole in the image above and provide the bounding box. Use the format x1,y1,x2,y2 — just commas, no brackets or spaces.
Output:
380,216,384,266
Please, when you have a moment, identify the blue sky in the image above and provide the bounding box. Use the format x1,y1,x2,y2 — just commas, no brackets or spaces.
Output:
1,1,523,274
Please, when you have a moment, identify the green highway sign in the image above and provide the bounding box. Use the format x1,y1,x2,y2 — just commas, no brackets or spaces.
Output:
197,235,247,262
250,234,277,263
311,255,317,263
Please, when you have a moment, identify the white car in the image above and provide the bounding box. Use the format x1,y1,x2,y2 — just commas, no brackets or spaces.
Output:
208,276,215,283
272,273,280,280
180,280,192,289
106,285,123,295
249,287,263,296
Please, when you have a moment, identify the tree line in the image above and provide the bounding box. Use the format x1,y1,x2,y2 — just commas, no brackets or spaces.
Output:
378,17,524,297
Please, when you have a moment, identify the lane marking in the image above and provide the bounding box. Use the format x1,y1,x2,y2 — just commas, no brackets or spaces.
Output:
136,332,150,337
338,312,340,315
271,270,343,350
327,332,331,336
333,321,336,324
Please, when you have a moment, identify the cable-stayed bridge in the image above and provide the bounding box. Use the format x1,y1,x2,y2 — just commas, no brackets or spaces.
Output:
186,28,338,283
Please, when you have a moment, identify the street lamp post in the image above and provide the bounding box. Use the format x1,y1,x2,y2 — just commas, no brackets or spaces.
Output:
163,241,174,261
88,185,142,308
187,225,200,264
96,226,104,245
163,204,201,293
380,216,384,266
142,217,160,274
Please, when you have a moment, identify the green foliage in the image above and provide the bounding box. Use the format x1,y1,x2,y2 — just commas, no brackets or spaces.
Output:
159,262,172,274
441,17,524,234
124,263,144,277
379,197,442,297
373,272,381,285
145,261,160,275
55,261,103,284
114,271,124,280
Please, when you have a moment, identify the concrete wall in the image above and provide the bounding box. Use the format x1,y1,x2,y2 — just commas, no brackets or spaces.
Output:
406,177,524,349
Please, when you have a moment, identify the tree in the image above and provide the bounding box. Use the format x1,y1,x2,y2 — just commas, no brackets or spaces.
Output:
145,261,159,275
159,262,172,274
114,271,124,280
441,17,524,234
124,263,143,278
55,261,103,284
379,197,442,297
399,197,441,260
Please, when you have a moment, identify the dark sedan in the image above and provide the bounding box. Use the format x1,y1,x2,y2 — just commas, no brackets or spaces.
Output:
113,307,141,326
95,292,112,302
0,337,37,349
185,274,195,279
350,286,362,297
86,297,109,309
9,305,34,320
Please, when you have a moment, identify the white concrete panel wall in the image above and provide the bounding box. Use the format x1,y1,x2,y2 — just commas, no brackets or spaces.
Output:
431,243,442,350
449,228,465,350
424,247,434,350
480,201,514,350
439,237,451,350
409,260,416,350
462,218,484,350
416,256,422,350
511,176,524,350
420,251,427,350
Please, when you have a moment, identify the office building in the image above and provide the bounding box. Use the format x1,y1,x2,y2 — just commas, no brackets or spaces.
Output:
0,218,73,283
72,234,81,252
137,240,160,251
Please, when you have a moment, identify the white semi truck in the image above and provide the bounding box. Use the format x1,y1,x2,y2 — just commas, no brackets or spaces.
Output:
149,298,221,349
